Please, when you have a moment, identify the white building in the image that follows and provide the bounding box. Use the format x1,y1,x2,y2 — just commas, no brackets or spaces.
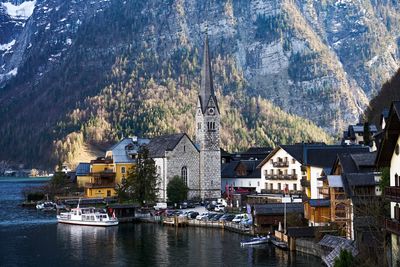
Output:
258,145,304,195
376,102,400,267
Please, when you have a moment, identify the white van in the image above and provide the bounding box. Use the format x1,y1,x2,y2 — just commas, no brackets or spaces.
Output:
153,202,167,210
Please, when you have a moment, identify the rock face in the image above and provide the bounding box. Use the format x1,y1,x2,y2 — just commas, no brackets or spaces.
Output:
0,0,399,167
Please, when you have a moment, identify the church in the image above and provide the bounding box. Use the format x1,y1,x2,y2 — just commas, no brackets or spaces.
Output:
147,35,221,201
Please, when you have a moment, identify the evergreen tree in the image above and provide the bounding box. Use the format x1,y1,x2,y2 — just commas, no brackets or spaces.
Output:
334,249,355,267
363,121,372,147
126,146,158,205
167,175,189,204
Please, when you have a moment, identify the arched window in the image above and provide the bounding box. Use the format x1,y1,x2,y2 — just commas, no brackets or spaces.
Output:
181,167,188,185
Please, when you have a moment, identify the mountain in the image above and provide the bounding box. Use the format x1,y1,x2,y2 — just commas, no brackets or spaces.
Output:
0,0,399,168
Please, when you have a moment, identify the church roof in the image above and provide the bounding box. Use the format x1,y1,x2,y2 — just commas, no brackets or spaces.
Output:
199,34,219,113
147,133,196,158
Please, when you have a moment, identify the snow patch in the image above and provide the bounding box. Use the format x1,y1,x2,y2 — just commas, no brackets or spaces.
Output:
1,1,36,20
0,40,16,51
66,38,72,45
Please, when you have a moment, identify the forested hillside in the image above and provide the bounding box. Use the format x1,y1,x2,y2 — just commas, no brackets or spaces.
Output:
0,0,399,168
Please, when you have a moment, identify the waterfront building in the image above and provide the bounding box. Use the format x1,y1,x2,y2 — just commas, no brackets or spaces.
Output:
376,101,400,267
195,34,221,200
145,35,221,201
327,152,379,240
147,133,200,201
301,145,368,226
258,145,305,196
221,160,262,194
75,162,91,187
78,136,149,198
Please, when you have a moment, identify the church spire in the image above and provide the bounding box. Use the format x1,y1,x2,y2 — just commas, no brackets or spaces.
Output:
199,33,215,113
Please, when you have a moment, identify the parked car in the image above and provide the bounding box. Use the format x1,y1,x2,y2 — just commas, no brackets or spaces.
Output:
165,210,176,217
153,202,167,210
187,211,199,219
219,214,235,222
210,214,224,221
196,212,209,221
178,202,188,209
214,204,225,212
206,203,216,211
185,201,196,208
232,214,248,223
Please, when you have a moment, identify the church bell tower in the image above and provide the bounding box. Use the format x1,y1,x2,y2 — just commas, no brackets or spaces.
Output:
195,34,221,200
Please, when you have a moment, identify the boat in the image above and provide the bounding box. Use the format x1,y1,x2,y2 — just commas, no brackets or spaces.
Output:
36,201,56,211
270,236,288,250
57,201,118,226
240,236,269,246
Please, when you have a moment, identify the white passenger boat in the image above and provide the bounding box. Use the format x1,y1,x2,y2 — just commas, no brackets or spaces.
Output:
57,202,118,226
240,236,269,246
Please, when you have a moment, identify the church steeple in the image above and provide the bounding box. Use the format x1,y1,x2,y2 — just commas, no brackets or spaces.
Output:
199,34,218,113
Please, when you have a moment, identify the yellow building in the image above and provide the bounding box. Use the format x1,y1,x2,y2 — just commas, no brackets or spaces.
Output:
76,137,149,198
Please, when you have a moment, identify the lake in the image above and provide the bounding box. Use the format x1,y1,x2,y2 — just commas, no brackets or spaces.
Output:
0,177,323,266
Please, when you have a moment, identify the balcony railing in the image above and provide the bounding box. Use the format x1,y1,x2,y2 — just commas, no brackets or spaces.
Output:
85,182,116,189
386,218,400,235
385,187,400,202
261,189,303,195
265,174,298,180
272,161,289,168
90,171,116,179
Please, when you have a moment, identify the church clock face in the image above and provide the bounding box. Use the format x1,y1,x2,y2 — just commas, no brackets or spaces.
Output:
208,107,215,115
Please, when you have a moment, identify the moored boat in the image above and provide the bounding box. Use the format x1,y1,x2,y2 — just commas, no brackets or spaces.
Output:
240,236,269,246
57,202,118,226
270,236,288,250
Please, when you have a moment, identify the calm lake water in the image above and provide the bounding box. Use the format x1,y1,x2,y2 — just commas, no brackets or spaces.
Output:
0,177,323,267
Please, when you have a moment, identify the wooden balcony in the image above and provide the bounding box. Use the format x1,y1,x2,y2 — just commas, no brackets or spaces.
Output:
272,161,289,168
261,189,303,195
91,171,116,179
385,187,400,202
85,182,115,189
265,174,297,180
386,218,400,236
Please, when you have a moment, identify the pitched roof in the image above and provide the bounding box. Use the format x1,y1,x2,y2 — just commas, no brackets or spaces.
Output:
319,235,358,267
221,160,262,179
147,133,197,158
257,143,368,169
253,203,304,215
108,137,150,163
350,152,376,168
76,163,90,176
327,175,343,188
309,199,330,207
376,101,400,167
345,173,376,187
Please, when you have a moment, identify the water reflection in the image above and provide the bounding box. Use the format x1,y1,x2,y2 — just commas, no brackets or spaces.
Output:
57,224,119,265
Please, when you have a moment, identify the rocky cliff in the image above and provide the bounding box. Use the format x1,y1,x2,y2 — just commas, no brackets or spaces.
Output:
0,0,399,168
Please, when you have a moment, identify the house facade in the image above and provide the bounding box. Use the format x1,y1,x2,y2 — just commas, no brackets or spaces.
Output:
258,145,304,195
376,102,400,267
221,160,262,193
